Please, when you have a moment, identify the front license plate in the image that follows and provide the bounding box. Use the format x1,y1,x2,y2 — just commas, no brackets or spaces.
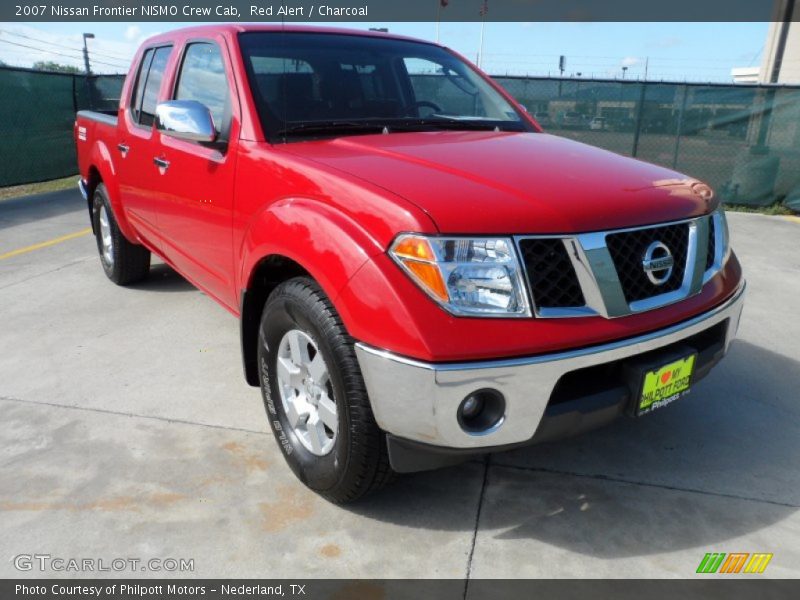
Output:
637,354,696,415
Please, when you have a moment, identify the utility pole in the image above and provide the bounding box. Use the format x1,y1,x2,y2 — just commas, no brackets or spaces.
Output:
82,32,94,76
644,57,649,81
436,0,449,44
82,32,94,110
477,1,488,68
622,66,628,79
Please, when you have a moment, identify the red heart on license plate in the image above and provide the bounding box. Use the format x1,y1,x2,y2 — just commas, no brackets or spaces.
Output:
661,371,671,384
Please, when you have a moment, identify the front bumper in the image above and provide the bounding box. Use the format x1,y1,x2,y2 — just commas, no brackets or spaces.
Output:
77,177,89,201
355,281,745,453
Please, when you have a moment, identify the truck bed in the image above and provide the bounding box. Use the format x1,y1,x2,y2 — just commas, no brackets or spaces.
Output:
75,110,119,176
76,110,117,127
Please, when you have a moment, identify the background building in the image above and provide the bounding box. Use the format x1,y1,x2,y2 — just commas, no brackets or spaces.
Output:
760,1,800,83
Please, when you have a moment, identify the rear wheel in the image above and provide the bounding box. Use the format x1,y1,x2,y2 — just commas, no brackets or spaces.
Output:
257,277,394,503
92,183,150,285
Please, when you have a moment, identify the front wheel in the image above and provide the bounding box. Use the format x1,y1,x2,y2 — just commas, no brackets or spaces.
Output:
257,277,394,503
92,183,150,285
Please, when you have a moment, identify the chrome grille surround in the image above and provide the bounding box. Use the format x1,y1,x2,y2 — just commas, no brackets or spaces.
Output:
516,213,725,319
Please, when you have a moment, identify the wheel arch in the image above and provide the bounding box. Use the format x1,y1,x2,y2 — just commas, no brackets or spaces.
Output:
238,198,384,386
84,141,139,242
240,255,315,386
85,165,103,234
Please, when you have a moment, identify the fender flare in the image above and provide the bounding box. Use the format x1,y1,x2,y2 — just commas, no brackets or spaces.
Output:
87,141,140,243
237,197,386,385
239,197,385,303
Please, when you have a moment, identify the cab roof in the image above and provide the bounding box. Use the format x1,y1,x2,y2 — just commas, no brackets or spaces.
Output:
143,24,435,47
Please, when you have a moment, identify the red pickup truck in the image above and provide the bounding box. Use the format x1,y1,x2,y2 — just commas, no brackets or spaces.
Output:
75,25,745,503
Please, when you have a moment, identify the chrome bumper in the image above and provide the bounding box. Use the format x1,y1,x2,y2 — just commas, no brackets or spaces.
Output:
78,178,88,201
355,282,746,450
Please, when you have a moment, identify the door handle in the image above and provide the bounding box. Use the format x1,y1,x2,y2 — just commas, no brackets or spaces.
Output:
117,143,129,156
153,157,170,170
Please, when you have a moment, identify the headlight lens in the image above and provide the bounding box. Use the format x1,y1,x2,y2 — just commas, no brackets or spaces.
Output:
389,234,531,317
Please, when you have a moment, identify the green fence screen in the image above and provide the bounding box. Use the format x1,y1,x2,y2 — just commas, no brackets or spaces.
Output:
0,66,124,187
1,65,799,209
495,76,800,208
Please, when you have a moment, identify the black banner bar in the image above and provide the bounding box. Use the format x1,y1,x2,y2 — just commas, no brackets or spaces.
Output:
0,0,790,23
3,580,799,600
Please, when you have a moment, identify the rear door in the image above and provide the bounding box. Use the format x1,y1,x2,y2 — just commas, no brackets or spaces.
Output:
117,45,172,247
150,38,240,310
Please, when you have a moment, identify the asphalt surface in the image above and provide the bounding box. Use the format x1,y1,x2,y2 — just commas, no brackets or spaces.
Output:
1,188,799,580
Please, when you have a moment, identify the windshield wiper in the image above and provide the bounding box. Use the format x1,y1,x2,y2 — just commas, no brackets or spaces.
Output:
276,118,518,140
389,118,512,132
276,121,387,138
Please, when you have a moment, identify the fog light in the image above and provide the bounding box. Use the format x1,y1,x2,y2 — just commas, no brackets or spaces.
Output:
458,389,505,434
461,395,483,419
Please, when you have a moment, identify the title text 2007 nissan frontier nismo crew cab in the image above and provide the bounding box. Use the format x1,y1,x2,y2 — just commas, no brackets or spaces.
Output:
75,25,745,503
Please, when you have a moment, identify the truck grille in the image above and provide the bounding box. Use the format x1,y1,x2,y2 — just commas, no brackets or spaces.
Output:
605,223,690,303
516,215,718,318
518,238,585,308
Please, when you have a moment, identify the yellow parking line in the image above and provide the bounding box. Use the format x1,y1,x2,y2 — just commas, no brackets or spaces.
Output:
0,228,92,261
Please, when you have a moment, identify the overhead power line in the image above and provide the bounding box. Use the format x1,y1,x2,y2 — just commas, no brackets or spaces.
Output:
0,38,127,70
484,52,758,64
0,29,131,62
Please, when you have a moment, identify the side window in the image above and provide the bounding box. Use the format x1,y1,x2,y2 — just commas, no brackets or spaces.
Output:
175,42,231,136
138,46,172,127
130,48,154,124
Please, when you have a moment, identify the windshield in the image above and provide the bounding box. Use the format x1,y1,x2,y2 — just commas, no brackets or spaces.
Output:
238,31,531,141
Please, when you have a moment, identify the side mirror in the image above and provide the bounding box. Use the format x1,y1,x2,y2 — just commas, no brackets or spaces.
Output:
155,100,216,143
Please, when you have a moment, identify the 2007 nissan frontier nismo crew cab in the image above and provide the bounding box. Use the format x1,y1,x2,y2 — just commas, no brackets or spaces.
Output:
75,25,745,503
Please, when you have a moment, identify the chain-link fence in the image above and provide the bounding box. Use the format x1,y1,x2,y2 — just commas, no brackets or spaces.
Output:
2,65,800,209
0,66,124,187
496,76,800,208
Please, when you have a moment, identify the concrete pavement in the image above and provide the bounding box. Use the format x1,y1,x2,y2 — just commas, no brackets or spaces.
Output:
1,188,798,580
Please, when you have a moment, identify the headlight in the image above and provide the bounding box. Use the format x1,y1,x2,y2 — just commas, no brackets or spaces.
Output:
389,234,531,317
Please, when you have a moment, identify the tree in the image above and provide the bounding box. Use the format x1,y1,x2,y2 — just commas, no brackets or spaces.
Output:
32,61,80,74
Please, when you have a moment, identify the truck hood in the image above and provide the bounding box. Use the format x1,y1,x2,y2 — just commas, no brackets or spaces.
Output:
283,131,716,234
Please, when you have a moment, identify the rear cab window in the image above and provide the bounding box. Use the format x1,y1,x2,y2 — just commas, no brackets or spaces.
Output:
130,45,173,128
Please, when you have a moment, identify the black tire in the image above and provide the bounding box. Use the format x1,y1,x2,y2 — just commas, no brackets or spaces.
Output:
92,183,150,285
257,277,394,503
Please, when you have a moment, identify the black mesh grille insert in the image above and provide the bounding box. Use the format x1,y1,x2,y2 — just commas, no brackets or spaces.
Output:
706,217,716,271
606,223,689,303
519,238,585,309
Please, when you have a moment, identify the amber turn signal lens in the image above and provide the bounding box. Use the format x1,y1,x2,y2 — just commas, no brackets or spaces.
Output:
392,236,437,262
403,260,449,302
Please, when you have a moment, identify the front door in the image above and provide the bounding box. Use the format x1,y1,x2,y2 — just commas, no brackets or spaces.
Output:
150,39,240,310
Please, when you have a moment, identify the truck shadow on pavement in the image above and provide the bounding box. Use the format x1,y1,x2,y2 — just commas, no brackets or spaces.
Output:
351,340,799,557
129,263,196,293
0,189,84,230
